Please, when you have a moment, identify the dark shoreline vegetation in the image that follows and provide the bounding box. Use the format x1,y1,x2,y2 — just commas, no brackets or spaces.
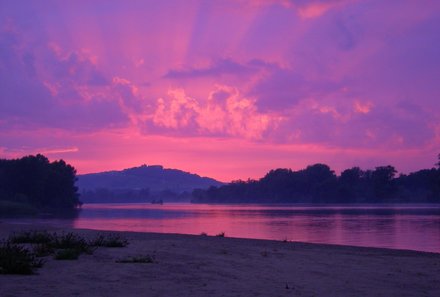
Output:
0,230,129,274
192,156,440,204
1,154,440,210
0,154,81,216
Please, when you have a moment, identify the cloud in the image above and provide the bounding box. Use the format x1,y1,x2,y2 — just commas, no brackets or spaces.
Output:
1,0,440,180
0,29,131,131
164,58,275,79
151,85,277,139
1,146,79,156
353,101,373,114
45,45,109,86
297,2,336,19
270,97,435,150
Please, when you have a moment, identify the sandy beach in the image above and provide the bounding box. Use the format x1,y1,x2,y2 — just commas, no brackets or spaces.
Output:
0,222,439,297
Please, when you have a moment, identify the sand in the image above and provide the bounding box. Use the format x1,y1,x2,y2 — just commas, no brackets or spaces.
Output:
0,222,439,297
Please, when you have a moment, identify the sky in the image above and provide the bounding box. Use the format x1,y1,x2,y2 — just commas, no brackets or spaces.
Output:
1,0,440,182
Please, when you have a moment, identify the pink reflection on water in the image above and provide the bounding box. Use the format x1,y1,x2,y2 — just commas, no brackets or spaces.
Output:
73,203,440,253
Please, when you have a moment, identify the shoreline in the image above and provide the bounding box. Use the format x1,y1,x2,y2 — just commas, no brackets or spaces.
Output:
2,216,439,255
1,222,440,296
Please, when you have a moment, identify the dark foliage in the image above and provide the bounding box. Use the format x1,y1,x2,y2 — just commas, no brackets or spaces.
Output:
80,188,151,203
90,233,129,247
0,231,131,273
32,243,55,257
52,232,94,254
0,154,81,214
80,187,193,203
0,242,43,274
9,230,54,244
192,159,440,204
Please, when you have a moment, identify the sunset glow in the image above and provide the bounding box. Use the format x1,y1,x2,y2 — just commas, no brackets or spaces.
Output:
1,0,440,181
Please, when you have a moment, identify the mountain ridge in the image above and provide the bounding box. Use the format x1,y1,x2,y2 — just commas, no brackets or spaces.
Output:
77,164,223,203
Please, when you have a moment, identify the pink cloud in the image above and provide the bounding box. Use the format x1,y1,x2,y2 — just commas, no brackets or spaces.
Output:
152,86,277,139
353,101,373,114
297,2,337,19
1,0,440,181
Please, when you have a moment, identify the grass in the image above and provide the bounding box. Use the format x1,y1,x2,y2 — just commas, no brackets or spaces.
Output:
9,230,54,244
90,233,128,247
0,242,43,274
0,231,131,273
0,231,132,274
52,232,94,254
116,255,155,264
32,243,55,257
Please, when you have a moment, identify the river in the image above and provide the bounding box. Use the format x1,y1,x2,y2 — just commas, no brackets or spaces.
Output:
68,203,440,253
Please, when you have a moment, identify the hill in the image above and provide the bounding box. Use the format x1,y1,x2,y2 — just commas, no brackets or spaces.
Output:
77,165,223,203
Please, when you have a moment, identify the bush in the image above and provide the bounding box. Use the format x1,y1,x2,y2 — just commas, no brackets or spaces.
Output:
2,231,131,268
9,230,54,244
90,234,128,247
32,243,55,257
0,242,43,274
52,232,94,254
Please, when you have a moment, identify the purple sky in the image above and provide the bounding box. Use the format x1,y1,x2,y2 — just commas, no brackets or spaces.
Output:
1,0,439,181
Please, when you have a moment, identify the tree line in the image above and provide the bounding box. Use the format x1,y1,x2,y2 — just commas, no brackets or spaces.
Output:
192,157,440,204
80,188,192,203
0,154,80,215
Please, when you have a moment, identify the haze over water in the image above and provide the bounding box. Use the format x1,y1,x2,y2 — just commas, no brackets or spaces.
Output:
71,203,440,253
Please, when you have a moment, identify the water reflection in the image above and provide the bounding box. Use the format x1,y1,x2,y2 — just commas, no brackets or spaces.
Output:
71,203,440,253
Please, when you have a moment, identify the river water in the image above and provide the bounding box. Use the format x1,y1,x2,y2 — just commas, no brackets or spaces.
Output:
69,203,440,253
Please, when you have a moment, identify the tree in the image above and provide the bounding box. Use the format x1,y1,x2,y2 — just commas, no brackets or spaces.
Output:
338,167,364,202
0,155,81,213
371,166,397,201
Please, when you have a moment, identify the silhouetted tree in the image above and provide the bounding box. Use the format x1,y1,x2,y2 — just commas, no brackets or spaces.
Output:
191,156,440,204
338,167,364,203
0,154,81,214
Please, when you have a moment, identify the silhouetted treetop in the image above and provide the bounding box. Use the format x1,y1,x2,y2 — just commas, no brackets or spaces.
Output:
0,154,80,215
192,157,440,204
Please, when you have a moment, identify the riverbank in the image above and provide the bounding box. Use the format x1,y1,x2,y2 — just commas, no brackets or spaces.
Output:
0,222,439,297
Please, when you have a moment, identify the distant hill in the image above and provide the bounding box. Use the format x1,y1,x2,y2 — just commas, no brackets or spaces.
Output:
77,165,223,203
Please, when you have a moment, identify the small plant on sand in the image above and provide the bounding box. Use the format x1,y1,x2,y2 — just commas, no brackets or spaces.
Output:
52,232,94,254
0,242,43,274
116,255,155,264
32,243,55,257
215,232,225,237
54,248,81,260
9,230,54,244
90,233,128,247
